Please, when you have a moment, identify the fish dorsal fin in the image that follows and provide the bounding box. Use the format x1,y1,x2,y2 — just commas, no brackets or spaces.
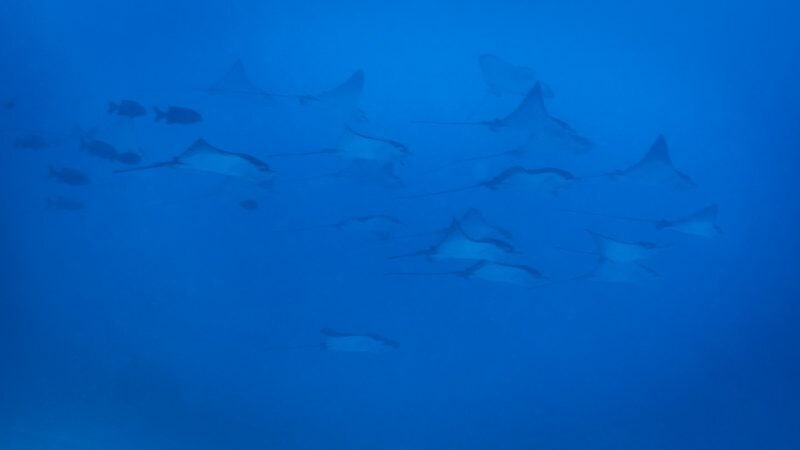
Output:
498,83,547,128
181,138,217,157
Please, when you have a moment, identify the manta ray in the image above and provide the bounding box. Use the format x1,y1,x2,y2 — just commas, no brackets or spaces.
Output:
388,260,547,288
609,135,696,190
398,166,577,199
415,83,592,151
389,219,518,262
115,138,273,183
556,204,723,238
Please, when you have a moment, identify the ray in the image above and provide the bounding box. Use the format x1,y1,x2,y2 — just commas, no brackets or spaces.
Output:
656,204,723,238
389,219,517,262
320,328,399,353
115,138,273,183
554,204,722,238
479,54,554,98
574,258,660,284
458,208,514,240
610,135,696,190
388,260,546,287
299,69,365,107
397,166,576,200
390,208,511,242
414,83,592,151
263,126,409,164
586,230,664,263
204,59,273,99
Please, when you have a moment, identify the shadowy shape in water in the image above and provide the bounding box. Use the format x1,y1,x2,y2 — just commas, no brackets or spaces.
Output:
115,138,273,183
555,204,722,238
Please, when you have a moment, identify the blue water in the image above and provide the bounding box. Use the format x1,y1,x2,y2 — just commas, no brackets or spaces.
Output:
2,0,799,448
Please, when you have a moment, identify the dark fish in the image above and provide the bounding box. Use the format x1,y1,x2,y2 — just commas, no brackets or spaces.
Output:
49,166,90,186
108,99,147,118
14,134,49,150
80,137,118,160
46,196,85,211
115,151,142,165
153,106,202,124
239,199,259,210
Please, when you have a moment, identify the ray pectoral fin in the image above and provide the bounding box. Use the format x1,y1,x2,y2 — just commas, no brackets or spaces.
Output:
114,160,177,174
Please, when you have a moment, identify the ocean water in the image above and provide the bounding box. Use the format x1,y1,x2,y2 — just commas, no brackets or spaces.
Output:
1,0,799,448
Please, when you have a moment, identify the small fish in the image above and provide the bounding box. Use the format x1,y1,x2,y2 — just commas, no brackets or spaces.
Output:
49,166,90,186
239,199,259,210
46,196,85,211
107,100,147,118
14,134,49,150
153,106,202,124
115,151,142,165
81,137,118,160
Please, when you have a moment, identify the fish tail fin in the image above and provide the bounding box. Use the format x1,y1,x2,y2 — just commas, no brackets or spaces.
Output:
107,101,117,114
114,159,176,174
153,107,165,122
393,184,478,200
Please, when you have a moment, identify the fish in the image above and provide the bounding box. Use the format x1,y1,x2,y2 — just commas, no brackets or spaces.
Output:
14,134,49,150
107,99,147,118
479,54,554,97
80,137,119,161
388,260,547,288
320,328,399,353
153,106,202,124
115,138,273,183
555,204,723,238
398,166,576,199
114,151,143,165
609,135,696,190
48,166,90,186
239,199,259,210
414,83,592,150
558,230,665,263
389,219,518,262
46,196,85,211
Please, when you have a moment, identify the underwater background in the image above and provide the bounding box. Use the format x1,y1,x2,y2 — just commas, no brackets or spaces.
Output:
1,0,799,448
